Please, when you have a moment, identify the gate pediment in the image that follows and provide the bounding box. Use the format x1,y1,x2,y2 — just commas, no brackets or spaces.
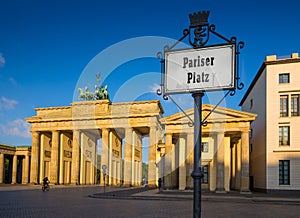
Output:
161,104,256,125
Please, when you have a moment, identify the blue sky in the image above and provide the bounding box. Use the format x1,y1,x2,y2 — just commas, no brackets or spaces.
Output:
0,0,299,147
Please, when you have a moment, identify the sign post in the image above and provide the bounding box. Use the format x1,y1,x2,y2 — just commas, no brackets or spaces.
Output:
157,10,244,218
191,92,204,217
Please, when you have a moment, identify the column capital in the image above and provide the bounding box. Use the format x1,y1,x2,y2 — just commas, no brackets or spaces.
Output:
241,129,251,134
149,125,157,131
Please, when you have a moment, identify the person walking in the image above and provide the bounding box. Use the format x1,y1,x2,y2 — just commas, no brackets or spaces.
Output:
158,178,162,190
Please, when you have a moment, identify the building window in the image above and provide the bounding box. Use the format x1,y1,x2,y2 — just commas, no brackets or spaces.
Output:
279,73,290,84
202,165,209,184
202,142,209,153
279,126,290,146
250,99,253,109
279,160,290,185
280,95,288,117
291,94,299,116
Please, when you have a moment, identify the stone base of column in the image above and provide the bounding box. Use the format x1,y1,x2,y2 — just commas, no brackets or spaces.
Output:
215,189,227,194
30,182,39,185
240,190,252,194
71,182,80,185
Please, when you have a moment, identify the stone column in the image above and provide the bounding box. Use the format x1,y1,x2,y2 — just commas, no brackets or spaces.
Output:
100,129,109,186
39,134,45,184
224,136,231,192
22,154,30,184
79,133,85,185
235,139,241,189
71,130,80,184
11,155,17,184
164,133,173,188
108,132,113,185
178,136,186,190
138,134,143,186
240,130,250,192
210,134,217,191
59,134,64,185
216,132,225,192
148,126,157,186
0,153,4,183
230,143,237,190
30,131,40,184
94,137,98,185
186,133,194,189
50,130,60,184
131,131,136,185
124,128,133,186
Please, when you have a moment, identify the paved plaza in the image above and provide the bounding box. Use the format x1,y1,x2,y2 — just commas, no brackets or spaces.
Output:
0,185,300,217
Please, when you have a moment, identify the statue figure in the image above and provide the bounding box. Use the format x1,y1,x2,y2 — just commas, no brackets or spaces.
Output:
78,74,110,101
78,88,86,100
84,86,94,100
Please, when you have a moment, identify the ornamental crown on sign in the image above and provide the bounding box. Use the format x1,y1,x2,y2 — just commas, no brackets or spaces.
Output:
189,11,210,27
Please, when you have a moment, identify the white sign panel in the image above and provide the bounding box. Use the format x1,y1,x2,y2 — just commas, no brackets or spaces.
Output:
164,44,235,94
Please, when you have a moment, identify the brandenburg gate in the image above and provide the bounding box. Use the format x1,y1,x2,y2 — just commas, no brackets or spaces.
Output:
25,99,164,186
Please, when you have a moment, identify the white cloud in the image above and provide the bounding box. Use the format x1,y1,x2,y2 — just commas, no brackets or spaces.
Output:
0,119,31,138
171,94,193,110
0,53,5,67
0,97,18,110
9,77,17,86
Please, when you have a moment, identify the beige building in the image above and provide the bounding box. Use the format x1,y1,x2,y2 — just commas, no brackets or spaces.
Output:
25,100,164,186
159,104,256,192
240,53,300,192
1,99,255,192
0,144,31,184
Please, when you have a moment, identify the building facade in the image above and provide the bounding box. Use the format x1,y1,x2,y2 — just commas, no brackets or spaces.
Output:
1,99,255,192
240,53,300,192
25,100,164,186
159,105,256,192
0,144,31,184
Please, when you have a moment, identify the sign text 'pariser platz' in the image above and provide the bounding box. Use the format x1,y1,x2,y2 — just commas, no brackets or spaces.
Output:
164,44,236,94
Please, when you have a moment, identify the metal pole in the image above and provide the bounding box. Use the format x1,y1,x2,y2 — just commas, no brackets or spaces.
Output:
104,175,106,193
191,92,204,218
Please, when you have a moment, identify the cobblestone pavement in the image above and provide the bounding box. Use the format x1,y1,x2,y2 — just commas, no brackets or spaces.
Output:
1,185,300,217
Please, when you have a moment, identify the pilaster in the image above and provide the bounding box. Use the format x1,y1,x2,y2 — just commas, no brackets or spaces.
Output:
240,130,250,192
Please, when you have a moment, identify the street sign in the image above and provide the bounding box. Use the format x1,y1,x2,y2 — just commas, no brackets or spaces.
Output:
164,44,235,94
